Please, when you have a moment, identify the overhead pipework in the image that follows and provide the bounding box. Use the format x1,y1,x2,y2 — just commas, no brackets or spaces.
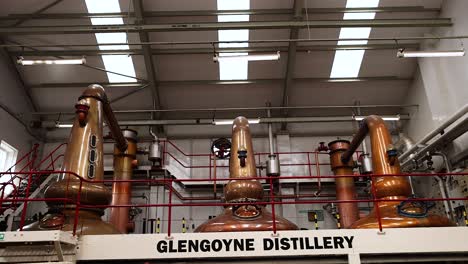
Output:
195,116,298,232
23,84,127,235
337,115,453,228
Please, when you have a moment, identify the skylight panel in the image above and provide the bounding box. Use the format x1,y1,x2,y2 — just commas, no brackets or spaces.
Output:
217,0,250,80
85,0,137,83
330,0,379,78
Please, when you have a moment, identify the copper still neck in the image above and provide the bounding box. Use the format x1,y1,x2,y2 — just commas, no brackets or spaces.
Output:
110,129,138,233
195,116,298,232
328,140,359,228
24,84,126,235
340,115,453,228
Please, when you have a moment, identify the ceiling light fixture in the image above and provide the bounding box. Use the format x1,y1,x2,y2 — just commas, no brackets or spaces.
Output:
397,49,465,58
213,52,280,62
55,121,73,128
17,58,86,66
213,118,260,125
354,115,400,121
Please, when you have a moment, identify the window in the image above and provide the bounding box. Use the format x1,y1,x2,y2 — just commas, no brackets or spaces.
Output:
330,0,380,78
0,141,18,173
217,0,250,80
85,0,137,83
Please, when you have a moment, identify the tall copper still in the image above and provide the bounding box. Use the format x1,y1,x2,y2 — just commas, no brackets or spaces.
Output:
337,115,453,228
195,117,298,232
328,140,359,228
109,129,137,233
23,84,128,235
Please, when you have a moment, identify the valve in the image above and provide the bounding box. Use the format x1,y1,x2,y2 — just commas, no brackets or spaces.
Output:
211,138,231,159
317,142,329,152
238,148,247,167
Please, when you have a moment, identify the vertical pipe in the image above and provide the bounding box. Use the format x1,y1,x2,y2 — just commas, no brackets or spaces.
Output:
110,129,137,233
328,140,359,228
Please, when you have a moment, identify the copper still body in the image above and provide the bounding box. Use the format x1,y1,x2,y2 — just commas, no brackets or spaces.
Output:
109,129,138,233
195,117,298,232
23,84,128,235
337,115,453,229
328,140,360,228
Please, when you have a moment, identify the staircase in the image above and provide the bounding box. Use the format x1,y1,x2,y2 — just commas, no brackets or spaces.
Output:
0,143,67,230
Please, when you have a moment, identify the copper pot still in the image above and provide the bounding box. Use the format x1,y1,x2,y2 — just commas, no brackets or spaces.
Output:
23,84,128,235
335,115,453,229
195,117,298,232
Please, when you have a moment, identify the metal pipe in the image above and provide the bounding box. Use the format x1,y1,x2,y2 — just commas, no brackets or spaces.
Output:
0,18,451,35
37,114,410,128
5,35,468,48
340,115,453,228
399,104,468,162
402,115,468,169
0,7,440,20
101,97,127,152
32,104,417,115
12,43,420,56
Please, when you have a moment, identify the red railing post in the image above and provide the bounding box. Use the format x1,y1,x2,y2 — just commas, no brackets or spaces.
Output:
370,174,383,232
269,176,277,234
167,176,173,238
73,178,83,236
19,172,33,230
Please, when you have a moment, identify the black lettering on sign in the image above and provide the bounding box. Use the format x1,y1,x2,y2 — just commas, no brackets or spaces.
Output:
246,239,255,251
157,240,167,253
212,240,222,252
263,238,273,250
344,236,354,248
188,240,198,252
200,240,210,252
178,240,187,252
323,237,333,249
314,237,323,249
169,240,177,253
222,239,233,251
280,238,290,250
333,236,345,249
234,238,244,251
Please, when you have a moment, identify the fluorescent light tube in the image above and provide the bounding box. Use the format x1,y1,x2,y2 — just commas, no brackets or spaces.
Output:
214,52,280,62
354,116,400,121
397,49,465,58
18,58,86,65
55,122,73,128
213,118,260,125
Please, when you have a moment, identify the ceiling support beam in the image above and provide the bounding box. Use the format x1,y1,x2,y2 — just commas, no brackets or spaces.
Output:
0,18,452,35
9,43,419,56
28,76,412,89
0,6,440,20
281,0,302,130
133,0,163,132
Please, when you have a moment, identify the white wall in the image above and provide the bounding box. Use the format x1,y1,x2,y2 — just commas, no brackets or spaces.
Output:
0,49,38,160
403,0,468,162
